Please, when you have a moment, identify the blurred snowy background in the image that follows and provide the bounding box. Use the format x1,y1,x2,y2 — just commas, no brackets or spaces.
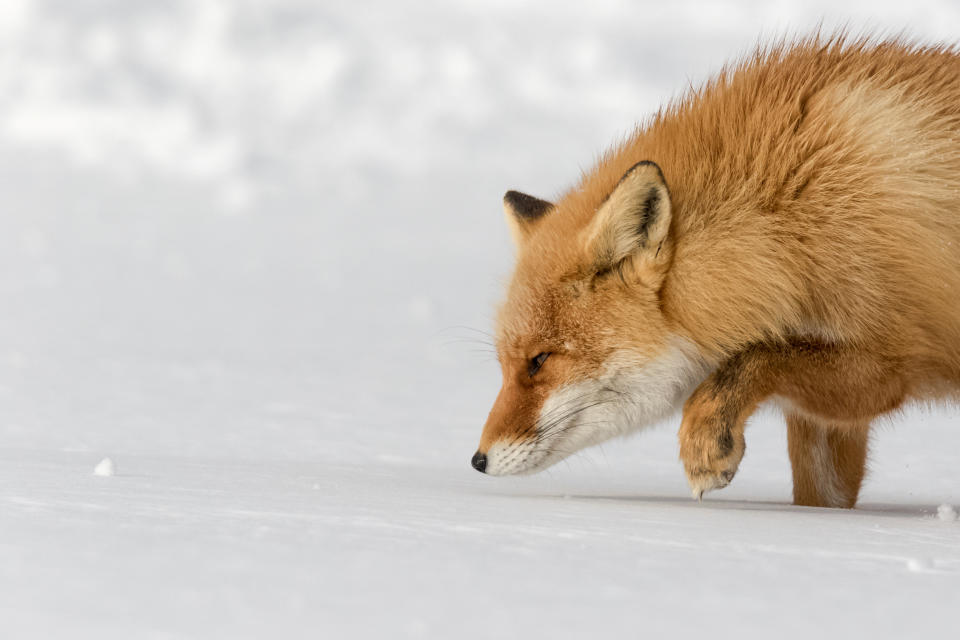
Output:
0,1,958,638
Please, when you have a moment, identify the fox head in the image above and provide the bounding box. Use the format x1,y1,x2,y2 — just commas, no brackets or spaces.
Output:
472,161,708,476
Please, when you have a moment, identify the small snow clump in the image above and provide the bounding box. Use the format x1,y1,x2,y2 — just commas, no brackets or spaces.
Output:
936,504,957,522
93,457,115,477
907,557,934,572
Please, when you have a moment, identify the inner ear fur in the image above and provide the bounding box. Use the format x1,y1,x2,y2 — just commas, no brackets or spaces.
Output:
503,190,553,245
582,161,672,282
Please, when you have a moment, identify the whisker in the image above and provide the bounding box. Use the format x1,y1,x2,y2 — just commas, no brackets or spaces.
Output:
535,400,618,440
439,338,496,348
436,325,496,339
505,395,617,450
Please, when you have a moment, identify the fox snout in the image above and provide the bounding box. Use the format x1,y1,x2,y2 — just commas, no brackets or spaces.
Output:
471,361,553,476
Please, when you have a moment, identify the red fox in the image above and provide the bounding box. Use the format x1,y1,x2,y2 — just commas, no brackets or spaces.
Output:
471,35,960,508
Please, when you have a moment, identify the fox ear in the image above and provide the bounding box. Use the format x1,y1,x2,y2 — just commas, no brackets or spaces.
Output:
503,190,553,245
582,161,672,285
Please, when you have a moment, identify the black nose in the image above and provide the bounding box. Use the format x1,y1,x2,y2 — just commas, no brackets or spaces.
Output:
471,451,487,473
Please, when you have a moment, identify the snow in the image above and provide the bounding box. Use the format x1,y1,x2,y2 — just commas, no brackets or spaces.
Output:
938,504,958,522
906,557,936,573
0,1,958,639
92,457,115,477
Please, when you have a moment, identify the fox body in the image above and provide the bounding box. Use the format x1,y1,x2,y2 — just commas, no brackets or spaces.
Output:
471,36,960,508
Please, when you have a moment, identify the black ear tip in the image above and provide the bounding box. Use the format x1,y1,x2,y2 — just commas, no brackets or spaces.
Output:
503,189,535,204
503,190,554,221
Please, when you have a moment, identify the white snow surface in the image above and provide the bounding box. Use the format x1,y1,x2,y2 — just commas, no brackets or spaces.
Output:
0,1,958,638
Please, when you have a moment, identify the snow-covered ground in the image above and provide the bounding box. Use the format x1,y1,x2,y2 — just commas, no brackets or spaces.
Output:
0,1,958,638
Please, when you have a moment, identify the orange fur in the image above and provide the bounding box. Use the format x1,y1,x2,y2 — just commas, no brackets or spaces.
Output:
473,35,960,507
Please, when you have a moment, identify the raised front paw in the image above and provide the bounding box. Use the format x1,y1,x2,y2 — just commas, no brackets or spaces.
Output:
678,390,746,501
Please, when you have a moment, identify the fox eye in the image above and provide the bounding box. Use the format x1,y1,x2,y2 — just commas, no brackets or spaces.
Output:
528,352,550,377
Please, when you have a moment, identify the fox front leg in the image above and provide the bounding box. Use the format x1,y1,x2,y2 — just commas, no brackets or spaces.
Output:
678,379,751,500
678,347,769,500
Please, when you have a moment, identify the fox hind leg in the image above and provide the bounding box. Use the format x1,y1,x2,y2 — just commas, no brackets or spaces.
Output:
786,413,869,509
